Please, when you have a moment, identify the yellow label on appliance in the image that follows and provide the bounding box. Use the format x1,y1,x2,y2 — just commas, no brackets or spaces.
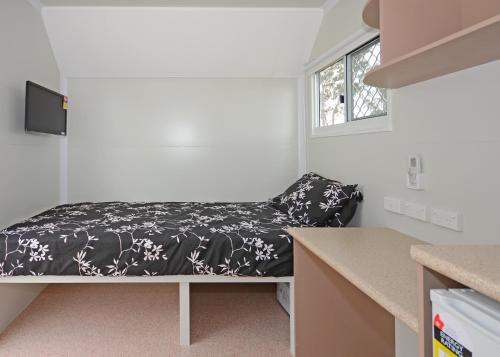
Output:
433,326,472,357
434,338,459,357
63,96,69,110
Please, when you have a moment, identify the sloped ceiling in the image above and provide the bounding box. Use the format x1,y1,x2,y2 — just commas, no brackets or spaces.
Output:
42,0,328,7
42,7,323,78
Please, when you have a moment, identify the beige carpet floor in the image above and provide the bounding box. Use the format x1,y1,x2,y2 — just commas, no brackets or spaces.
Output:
0,283,291,357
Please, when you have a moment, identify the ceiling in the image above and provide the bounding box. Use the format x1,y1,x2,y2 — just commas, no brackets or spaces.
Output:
41,0,328,8
42,7,323,78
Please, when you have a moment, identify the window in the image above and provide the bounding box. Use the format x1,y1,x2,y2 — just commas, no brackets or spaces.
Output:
318,59,345,126
349,38,387,120
312,37,389,136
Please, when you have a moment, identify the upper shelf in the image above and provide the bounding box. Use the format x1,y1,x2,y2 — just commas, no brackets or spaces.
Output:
362,0,379,29
364,14,500,88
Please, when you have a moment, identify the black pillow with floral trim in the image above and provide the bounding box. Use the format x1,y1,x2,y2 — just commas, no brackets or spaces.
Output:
271,173,358,226
271,172,339,207
311,173,364,227
326,187,363,227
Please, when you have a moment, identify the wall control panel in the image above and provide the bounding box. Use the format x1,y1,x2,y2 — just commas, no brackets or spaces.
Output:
407,155,424,190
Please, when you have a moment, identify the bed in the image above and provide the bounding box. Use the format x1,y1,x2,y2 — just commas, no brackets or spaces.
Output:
0,201,302,350
0,173,362,353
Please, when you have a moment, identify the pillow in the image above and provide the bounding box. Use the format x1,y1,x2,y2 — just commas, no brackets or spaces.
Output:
271,174,356,226
327,189,363,227
271,172,338,207
304,172,340,184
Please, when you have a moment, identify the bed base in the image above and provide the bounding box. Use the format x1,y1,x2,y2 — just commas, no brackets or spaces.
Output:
0,275,295,354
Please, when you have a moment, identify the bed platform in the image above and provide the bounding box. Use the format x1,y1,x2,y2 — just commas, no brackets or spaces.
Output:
0,274,295,352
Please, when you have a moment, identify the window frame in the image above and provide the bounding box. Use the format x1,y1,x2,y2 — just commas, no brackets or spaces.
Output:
308,33,392,138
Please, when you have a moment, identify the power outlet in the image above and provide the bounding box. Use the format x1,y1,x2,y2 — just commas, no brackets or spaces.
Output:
431,208,463,232
384,197,403,214
404,201,428,221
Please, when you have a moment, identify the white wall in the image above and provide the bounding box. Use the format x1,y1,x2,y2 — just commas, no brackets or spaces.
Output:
308,61,500,246
0,1,61,228
305,0,500,355
67,78,298,202
0,0,60,333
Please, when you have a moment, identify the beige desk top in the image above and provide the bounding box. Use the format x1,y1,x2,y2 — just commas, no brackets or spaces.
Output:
411,245,500,302
288,227,424,333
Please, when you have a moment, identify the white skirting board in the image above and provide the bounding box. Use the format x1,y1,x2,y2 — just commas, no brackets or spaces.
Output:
0,275,295,354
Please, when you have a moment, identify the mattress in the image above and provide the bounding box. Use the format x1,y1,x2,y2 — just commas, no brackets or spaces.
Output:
0,202,301,277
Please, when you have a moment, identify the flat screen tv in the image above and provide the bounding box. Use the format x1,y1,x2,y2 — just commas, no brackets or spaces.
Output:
25,81,67,136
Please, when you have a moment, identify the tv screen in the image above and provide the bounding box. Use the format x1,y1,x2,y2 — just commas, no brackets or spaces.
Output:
25,81,67,136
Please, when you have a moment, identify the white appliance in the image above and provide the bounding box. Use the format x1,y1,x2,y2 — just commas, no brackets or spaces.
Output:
431,289,500,356
276,282,290,315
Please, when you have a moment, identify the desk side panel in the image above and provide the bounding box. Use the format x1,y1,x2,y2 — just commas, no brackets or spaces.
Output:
294,240,395,357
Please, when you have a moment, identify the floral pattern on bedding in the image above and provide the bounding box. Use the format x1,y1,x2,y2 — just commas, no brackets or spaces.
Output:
0,202,300,277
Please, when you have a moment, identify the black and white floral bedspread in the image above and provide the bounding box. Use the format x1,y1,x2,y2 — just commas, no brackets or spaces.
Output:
0,202,302,277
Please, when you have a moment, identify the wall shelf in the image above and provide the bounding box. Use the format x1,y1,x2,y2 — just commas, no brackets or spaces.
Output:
364,14,500,88
362,0,500,89
362,0,379,29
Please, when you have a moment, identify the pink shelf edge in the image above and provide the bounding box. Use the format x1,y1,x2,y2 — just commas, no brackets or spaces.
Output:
364,13,500,88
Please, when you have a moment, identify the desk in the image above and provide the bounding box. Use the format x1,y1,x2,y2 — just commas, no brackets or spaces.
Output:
288,228,424,357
